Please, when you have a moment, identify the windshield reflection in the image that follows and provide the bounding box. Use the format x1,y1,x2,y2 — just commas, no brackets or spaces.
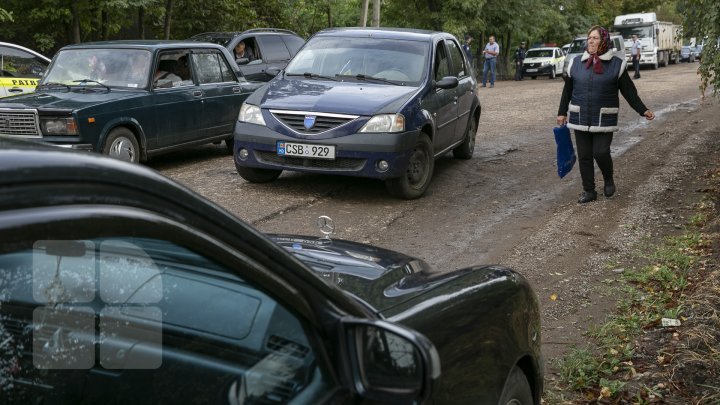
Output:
42,49,152,89
285,37,428,85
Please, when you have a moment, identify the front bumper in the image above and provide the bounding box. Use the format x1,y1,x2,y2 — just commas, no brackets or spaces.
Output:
522,64,555,76
233,122,421,179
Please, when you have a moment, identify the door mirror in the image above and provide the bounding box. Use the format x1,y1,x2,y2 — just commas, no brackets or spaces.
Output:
266,66,281,77
343,319,440,402
435,76,458,89
236,57,250,65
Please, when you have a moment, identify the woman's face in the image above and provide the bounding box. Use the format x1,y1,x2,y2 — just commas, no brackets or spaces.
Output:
587,30,601,54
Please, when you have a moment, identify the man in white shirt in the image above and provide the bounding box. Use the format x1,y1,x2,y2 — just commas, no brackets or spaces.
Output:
631,34,641,79
481,35,500,88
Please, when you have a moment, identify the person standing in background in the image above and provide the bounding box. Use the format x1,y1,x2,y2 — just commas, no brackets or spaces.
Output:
481,35,500,88
514,42,526,81
462,35,474,68
630,34,641,79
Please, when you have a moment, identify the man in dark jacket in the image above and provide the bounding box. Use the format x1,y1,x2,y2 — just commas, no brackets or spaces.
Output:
462,35,474,68
514,42,526,81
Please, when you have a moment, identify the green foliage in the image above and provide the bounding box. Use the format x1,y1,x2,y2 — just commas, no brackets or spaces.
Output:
678,0,720,96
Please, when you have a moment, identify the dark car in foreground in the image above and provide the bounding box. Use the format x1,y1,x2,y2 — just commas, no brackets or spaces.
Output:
0,138,542,404
232,28,481,199
0,41,262,162
190,29,305,82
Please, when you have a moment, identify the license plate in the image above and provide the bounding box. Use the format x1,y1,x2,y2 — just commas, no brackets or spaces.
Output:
526,68,538,72
277,141,335,159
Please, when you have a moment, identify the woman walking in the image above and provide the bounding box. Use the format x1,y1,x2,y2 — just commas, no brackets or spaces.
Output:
557,25,655,203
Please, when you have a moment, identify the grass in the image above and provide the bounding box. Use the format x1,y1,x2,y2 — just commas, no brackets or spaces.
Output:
550,212,716,401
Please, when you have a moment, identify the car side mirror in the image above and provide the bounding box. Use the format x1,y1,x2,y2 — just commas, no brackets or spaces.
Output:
434,76,459,89
236,57,250,65
343,318,440,402
154,79,173,89
266,66,281,76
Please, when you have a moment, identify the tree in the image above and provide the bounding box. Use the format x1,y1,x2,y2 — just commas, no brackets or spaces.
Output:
678,0,719,96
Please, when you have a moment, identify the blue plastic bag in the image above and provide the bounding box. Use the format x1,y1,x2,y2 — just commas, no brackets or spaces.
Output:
554,125,576,178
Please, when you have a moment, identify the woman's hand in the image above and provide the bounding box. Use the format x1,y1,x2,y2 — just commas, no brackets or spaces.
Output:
557,115,567,126
644,110,655,120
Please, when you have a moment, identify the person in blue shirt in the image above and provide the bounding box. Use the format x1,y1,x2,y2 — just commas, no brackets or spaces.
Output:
481,35,499,88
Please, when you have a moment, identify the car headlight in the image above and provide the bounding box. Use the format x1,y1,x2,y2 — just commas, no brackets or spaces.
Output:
359,114,404,133
40,117,78,135
238,103,265,126
541,61,551,66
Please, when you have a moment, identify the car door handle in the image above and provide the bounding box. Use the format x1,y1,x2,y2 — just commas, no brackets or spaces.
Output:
232,86,241,93
8,88,23,93
193,90,203,97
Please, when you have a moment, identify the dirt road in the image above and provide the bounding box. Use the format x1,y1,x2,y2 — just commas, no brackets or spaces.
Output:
149,62,717,381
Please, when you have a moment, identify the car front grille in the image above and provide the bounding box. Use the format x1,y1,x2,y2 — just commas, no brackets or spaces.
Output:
0,109,41,137
524,63,541,68
256,151,366,171
270,109,358,135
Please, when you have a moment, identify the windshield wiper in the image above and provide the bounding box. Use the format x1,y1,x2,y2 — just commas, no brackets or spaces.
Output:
286,72,338,81
336,74,403,85
38,82,71,91
72,79,111,91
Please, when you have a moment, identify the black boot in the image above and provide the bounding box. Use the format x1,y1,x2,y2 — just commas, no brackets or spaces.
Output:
604,180,616,197
578,190,597,204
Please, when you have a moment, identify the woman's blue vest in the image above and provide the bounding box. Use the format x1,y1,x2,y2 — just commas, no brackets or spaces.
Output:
567,54,627,132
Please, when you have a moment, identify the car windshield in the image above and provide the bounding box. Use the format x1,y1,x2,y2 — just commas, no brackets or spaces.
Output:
616,26,653,39
569,39,586,53
526,49,553,58
285,36,428,85
41,48,153,89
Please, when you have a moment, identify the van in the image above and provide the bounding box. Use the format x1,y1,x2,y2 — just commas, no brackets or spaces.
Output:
562,34,625,78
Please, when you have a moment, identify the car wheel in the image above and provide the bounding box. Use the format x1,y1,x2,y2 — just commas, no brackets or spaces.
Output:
225,137,234,154
498,366,533,405
550,68,556,79
453,116,476,159
235,165,282,183
385,133,434,199
103,127,139,163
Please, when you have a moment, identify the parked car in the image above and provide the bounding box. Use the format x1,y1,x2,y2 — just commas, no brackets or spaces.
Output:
561,43,570,55
190,29,305,82
521,47,565,79
232,28,481,200
0,41,263,162
680,43,697,62
0,137,542,404
562,34,625,78
0,41,51,97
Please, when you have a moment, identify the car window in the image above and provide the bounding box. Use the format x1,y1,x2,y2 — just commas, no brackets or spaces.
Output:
434,41,450,81
257,35,292,62
526,49,553,58
42,48,152,88
281,35,305,56
0,45,48,78
0,236,327,403
193,51,235,84
569,39,586,53
154,51,194,88
445,39,467,78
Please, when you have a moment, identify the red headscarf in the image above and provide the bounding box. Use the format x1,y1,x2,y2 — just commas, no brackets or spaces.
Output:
585,25,611,74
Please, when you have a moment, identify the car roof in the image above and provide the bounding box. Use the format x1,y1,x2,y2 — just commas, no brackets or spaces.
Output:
0,41,52,63
313,27,448,42
190,29,300,39
527,47,560,51
59,40,228,51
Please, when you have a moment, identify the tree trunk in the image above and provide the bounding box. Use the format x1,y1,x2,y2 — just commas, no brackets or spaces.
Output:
71,0,81,43
138,7,145,39
371,0,380,27
164,0,174,40
101,9,109,40
327,1,332,27
359,0,369,27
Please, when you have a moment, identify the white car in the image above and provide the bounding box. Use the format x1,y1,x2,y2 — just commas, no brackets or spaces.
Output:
0,42,51,98
562,34,625,78
522,47,565,79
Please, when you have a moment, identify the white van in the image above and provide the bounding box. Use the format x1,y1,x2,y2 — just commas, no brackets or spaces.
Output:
562,34,625,78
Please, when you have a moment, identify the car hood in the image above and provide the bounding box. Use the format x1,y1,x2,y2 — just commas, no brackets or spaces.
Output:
258,78,419,115
0,89,145,111
269,234,483,314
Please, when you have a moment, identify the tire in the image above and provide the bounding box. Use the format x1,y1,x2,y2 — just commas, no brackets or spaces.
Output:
102,127,140,163
453,116,476,159
225,137,234,154
498,366,533,405
235,165,282,183
385,133,434,199
550,68,556,79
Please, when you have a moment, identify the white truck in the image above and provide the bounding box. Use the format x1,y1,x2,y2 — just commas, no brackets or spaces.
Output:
613,12,682,69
